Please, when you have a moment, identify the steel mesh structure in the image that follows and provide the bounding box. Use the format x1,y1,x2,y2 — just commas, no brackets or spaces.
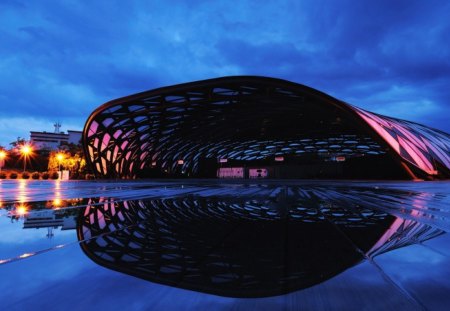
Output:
83,76,450,179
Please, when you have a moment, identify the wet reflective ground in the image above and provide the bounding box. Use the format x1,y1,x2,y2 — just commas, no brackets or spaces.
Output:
1,179,449,310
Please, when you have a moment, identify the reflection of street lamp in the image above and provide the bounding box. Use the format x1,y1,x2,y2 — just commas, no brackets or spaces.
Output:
16,204,28,216
20,145,32,173
53,198,62,208
0,150,6,172
56,153,64,179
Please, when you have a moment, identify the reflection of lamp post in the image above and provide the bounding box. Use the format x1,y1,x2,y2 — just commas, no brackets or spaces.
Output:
0,150,6,173
16,204,28,216
56,153,64,179
20,145,32,173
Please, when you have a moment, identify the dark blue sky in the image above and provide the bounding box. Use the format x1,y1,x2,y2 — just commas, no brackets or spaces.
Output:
1,0,449,146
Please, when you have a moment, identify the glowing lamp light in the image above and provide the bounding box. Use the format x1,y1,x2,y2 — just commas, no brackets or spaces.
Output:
219,158,228,163
21,145,32,155
16,205,28,216
335,156,346,162
177,160,184,165
275,156,284,162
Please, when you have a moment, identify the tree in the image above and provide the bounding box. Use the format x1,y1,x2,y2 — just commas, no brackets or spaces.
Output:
9,137,26,149
48,146,90,178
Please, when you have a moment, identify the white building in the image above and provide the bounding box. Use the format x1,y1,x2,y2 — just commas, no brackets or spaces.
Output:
30,126,82,150
67,130,82,145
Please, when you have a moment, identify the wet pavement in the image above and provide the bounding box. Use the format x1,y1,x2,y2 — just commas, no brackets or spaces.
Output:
0,179,449,310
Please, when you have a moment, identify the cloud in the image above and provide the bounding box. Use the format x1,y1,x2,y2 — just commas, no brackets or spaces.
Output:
0,0,449,146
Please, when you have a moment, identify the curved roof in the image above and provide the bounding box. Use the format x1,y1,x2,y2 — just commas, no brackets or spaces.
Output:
83,76,450,179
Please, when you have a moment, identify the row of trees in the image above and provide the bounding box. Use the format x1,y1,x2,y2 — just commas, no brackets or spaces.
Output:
0,139,93,179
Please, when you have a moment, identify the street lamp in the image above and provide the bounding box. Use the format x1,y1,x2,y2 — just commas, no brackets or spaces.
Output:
0,150,6,173
56,153,64,179
56,153,64,169
20,145,32,173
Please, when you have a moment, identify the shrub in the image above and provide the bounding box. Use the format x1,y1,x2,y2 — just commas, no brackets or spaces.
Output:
85,174,95,180
9,172,18,179
22,172,30,179
42,172,50,180
51,172,59,179
31,172,40,179
0,172,6,179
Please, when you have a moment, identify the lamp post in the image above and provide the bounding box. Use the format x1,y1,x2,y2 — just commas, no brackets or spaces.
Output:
0,150,6,173
56,153,64,179
20,145,32,173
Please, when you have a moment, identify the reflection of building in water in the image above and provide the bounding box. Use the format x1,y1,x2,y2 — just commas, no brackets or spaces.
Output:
4,198,86,237
367,211,444,258
23,211,76,230
78,189,444,298
23,210,63,229
23,210,77,237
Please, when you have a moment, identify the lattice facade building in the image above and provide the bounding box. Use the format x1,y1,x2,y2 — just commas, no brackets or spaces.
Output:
83,76,450,179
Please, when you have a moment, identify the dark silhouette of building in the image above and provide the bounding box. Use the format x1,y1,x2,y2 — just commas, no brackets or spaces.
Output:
83,76,450,179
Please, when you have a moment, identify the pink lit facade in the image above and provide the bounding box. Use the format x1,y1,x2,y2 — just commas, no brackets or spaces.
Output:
354,107,450,177
217,167,244,178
